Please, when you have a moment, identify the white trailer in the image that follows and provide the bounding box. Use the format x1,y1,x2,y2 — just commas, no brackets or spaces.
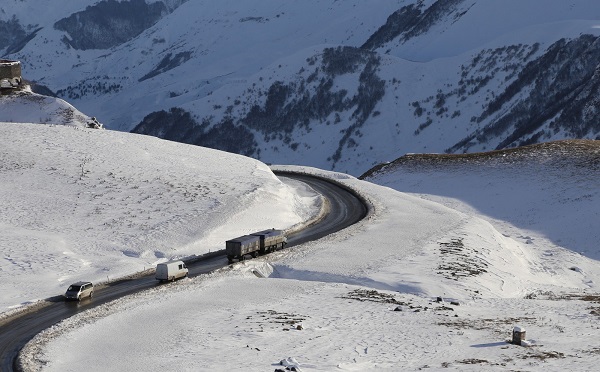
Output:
155,260,188,282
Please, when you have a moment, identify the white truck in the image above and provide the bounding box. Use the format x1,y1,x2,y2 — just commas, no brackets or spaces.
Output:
155,260,188,282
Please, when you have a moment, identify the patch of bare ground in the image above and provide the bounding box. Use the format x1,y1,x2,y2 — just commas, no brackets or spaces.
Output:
438,347,567,369
339,289,408,305
521,350,565,360
456,358,489,365
246,310,308,332
437,237,488,280
438,359,510,368
361,139,600,179
579,347,600,355
339,289,460,315
437,317,536,332
525,292,600,318
564,294,600,318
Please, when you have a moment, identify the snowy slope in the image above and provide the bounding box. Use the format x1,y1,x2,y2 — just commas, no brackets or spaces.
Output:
363,140,600,262
0,89,94,127
0,122,316,312
4,1,600,176
3,85,600,370
18,156,600,371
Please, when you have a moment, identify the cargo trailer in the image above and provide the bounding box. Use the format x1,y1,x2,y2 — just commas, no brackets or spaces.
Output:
251,229,287,254
226,235,261,263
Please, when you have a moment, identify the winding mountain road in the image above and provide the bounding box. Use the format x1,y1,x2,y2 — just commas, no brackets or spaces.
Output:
0,172,368,372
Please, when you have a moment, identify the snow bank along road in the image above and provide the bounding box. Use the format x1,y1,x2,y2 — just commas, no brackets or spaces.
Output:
0,172,368,372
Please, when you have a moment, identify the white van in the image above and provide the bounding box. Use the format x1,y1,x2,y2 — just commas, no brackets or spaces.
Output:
155,260,188,282
64,281,94,301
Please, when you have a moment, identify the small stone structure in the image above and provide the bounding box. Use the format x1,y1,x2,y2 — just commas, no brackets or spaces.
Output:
86,117,104,129
0,59,22,90
512,326,526,345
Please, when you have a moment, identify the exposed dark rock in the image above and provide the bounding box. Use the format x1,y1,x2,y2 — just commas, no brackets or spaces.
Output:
55,76,123,100
239,46,385,168
5,27,43,54
125,7,599,173
0,16,26,52
54,0,168,50
138,51,193,82
133,45,386,168
131,108,258,157
28,82,57,97
362,0,470,51
448,35,600,152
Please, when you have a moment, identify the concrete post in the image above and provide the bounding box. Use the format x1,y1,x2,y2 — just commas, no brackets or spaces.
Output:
512,326,526,345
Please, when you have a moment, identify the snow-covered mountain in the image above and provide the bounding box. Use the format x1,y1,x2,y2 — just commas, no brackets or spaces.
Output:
3,0,600,175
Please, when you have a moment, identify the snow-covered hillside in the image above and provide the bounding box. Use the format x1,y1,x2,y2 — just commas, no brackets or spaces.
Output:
17,143,600,371
3,1,600,176
363,140,600,262
3,91,600,369
0,122,316,313
0,89,94,127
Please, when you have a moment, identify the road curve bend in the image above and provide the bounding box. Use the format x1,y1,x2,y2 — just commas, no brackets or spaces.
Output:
0,172,368,372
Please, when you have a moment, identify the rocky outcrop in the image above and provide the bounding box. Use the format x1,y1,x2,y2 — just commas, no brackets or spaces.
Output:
362,0,471,51
54,0,169,50
448,35,600,152
132,46,385,167
131,108,258,157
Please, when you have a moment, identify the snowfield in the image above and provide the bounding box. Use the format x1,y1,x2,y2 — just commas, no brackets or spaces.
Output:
6,127,600,370
0,122,315,313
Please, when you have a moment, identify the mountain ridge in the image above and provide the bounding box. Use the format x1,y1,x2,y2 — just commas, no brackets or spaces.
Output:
2,0,600,175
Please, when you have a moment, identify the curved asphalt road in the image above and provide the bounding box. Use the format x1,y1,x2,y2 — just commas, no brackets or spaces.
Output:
0,172,367,372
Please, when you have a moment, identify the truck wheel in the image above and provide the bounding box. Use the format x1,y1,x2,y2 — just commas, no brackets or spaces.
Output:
89,291,93,299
